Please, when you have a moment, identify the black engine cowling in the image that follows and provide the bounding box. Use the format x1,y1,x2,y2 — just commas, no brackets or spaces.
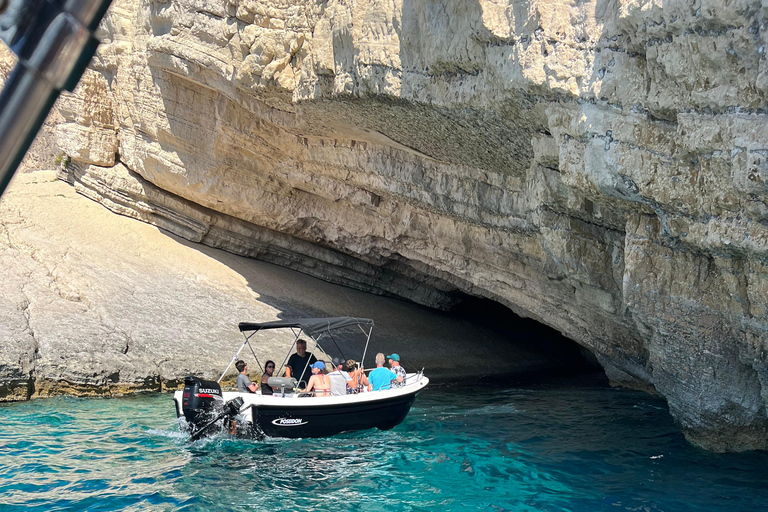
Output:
181,376,250,441
182,376,223,425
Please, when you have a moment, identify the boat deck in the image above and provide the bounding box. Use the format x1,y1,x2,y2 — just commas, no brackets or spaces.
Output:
174,372,428,412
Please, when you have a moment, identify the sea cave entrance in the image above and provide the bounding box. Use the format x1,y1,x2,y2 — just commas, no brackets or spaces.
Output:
447,294,604,382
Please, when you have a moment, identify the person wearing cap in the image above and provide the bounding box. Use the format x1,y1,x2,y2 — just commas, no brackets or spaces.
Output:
328,357,352,396
345,359,369,393
387,353,406,388
369,353,403,391
304,361,331,397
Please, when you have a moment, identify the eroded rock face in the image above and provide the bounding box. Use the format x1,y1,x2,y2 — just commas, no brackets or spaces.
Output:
38,0,768,450
3,172,565,399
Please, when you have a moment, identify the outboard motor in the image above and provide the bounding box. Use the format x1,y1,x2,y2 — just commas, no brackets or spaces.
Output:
182,376,223,425
181,376,248,442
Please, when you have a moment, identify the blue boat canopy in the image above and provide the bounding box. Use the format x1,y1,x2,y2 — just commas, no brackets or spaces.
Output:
238,317,374,337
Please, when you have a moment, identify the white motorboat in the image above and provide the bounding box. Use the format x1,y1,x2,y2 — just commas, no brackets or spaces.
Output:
173,317,429,440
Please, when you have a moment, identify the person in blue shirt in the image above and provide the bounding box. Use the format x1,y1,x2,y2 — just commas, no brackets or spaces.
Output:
368,353,403,391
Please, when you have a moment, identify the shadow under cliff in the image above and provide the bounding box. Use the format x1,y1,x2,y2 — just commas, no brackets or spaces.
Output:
133,0,608,384
163,228,600,383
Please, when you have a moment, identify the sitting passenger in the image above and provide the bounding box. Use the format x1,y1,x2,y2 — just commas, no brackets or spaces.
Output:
387,353,407,388
236,360,257,393
345,359,369,393
304,361,331,397
328,357,351,396
368,353,402,391
260,360,275,395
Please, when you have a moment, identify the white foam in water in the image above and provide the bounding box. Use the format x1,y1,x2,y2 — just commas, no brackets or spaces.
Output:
147,428,188,441
478,403,519,414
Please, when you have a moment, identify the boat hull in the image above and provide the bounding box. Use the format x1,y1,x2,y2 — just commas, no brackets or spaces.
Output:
253,389,418,438
174,374,429,440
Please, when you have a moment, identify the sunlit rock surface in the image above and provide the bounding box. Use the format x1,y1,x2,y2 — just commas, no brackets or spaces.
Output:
5,0,768,450
1,172,570,398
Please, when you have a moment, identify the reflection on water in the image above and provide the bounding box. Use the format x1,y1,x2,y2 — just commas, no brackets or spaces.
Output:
2,377,768,512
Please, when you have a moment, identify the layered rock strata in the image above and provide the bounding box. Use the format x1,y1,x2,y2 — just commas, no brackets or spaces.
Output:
8,0,767,450
2,171,569,399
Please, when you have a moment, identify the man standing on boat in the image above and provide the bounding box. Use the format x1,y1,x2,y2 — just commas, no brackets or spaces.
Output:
369,353,403,391
387,354,406,388
236,360,257,393
285,339,317,387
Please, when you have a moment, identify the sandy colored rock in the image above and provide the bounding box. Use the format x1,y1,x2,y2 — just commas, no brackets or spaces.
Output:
0,171,574,399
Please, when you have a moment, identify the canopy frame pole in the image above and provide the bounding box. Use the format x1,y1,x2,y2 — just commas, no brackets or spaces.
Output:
276,328,302,378
217,330,257,383
231,319,375,385
247,339,263,374
325,329,346,363
299,333,327,388
359,324,373,370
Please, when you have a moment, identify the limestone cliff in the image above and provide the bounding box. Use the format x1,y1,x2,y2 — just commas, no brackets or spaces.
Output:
13,0,768,451
3,171,576,400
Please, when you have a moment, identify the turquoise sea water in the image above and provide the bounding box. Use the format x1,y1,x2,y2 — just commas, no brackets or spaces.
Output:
2,377,768,512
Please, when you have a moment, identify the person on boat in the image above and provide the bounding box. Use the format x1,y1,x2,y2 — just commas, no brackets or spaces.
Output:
369,353,403,391
387,353,407,388
285,338,317,387
260,360,276,395
236,360,257,393
328,357,351,396
345,359,369,393
304,361,331,397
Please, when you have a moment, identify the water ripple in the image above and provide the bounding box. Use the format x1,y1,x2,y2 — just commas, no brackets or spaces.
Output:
2,381,768,511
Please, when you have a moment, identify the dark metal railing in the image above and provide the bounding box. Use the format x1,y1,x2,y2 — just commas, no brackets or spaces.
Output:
0,0,113,197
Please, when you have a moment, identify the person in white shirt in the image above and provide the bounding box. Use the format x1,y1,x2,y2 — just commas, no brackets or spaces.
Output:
328,357,352,396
